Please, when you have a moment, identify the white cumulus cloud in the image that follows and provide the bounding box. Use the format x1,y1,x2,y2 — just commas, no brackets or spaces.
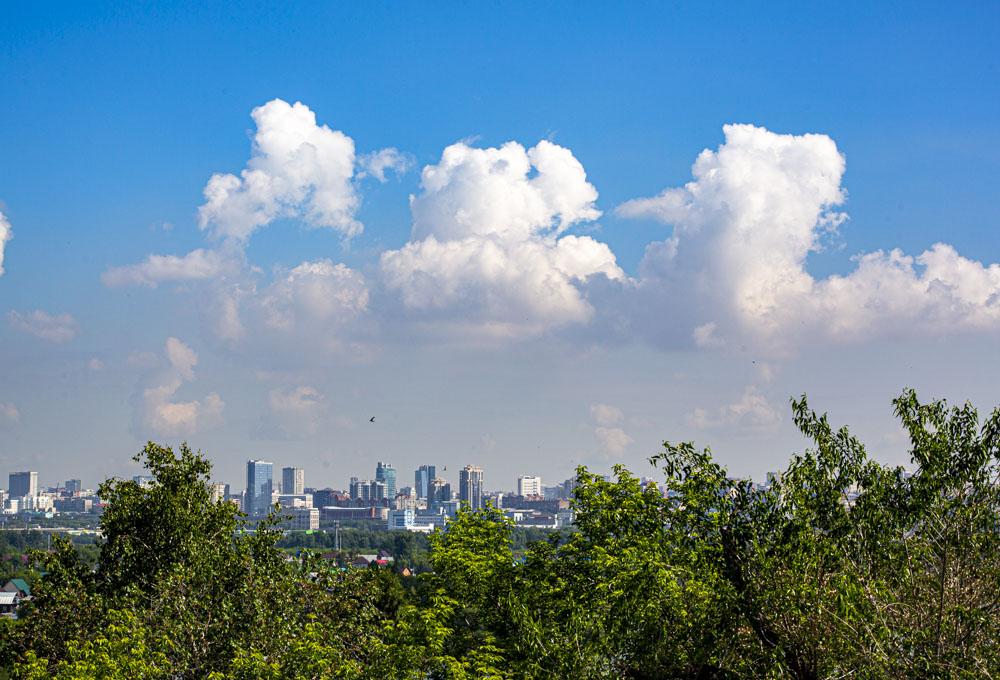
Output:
261,259,369,331
0,210,12,276
102,248,233,288
594,426,633,457
358,147,413,182
267,385,326,437
7,310,79,343
135,337,224,437
381,139,625,337
686,386,781,433
590,403,624,426
620,123,1000,351
590,403,631,457
198,99,363,243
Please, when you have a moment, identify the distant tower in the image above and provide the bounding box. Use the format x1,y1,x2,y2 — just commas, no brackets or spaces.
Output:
517,475,542,497
64,479,82,495
282,467,305,495
246,460,274,516
429,478,452,510
376,462,397,499
9,471,38,498
414,464,436,499
209,482,227,503
459,465,484,511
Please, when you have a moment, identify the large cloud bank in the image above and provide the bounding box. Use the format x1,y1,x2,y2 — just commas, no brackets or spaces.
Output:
101,101,1000,359
381,140,624,337
620,124,1000,350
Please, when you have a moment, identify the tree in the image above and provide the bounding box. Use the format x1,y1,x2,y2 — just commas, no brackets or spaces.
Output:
6,391,1000,678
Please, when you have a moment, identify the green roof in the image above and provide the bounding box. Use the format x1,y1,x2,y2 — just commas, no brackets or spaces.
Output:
7,578,30,596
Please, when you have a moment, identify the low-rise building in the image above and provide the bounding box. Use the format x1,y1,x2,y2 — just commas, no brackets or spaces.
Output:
54,497,92,513
280,507,319,531
387,509,435,533
0,591,20,618
320,506,387,521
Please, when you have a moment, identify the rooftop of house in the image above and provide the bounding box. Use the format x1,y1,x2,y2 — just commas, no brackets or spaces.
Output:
3,578,30,596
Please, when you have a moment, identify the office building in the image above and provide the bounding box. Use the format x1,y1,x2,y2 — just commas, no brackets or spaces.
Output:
388,508,435,533
8,472,38,498
375,462,397,499
517,475,543,497
428,478,452,509
54,497,92,513
313,488,346,508
562,477,579,500
282,467,305,495
209,482,227,503
350,478,387,503
281,506,319,531
64,479,82,495
459,465,484,511
246,460,274,516
414,465,436,499
275,493,313,508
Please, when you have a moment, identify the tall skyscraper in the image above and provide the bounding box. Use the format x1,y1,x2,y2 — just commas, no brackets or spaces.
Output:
282,467,305,495
9,471,38,498
376,461,397,499
64,479,82,495
246,460,274,516
459,465,484,511
517,475,543,497
414,465,436,499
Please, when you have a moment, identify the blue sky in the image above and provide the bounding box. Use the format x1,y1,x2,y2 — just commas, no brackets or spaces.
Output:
1,2,998,493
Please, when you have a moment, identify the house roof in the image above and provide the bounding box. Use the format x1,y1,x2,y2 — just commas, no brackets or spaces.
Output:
4,579,29,596
0,592,18,605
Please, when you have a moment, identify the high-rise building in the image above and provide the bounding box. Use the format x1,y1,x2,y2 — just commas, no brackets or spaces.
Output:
414,465,436,499
209,482,227,503
562,477,579,500
313,488,342,508
246,460,274,516
282,467,305,495
9,471,38,498
517,475,543,497
64,479,82,495
366,480,387,503
376,462,397,499
459,465,484,511
350,478,387,503
428,478,451,509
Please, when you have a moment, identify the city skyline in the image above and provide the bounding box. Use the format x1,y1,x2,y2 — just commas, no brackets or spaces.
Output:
2,458,576,503
2,4,1000,488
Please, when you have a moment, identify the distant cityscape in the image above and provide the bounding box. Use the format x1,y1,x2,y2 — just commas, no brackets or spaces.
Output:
0,462,644,533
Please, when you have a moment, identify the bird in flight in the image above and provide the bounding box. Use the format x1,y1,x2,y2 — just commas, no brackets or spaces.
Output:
369,416,375,423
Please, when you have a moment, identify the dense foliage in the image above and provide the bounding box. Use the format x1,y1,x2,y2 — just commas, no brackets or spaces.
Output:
2,389,999,678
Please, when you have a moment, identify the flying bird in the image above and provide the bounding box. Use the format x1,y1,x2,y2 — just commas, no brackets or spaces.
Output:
369,416,375,423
